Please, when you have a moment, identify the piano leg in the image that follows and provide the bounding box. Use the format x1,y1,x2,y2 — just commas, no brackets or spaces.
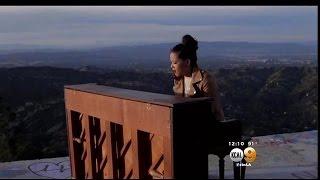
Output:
233,161,240,179
218,156,225,179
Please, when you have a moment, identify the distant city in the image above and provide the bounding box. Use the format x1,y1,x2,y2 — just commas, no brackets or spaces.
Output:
0,41,317,71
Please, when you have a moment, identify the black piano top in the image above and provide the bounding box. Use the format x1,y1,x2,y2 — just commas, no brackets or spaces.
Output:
64,83,213,107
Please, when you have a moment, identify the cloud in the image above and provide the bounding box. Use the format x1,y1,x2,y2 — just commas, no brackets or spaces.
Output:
0,6,317,47
1,6,316,26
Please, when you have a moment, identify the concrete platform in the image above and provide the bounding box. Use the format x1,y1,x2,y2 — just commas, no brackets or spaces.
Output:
209,130,318,179
0,130,317,179
0,157,70,179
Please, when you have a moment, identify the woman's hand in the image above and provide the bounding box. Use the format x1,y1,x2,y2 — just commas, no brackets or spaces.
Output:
172,72,182,81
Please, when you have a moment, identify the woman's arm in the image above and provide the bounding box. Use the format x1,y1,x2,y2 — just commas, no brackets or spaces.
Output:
202,72,225,121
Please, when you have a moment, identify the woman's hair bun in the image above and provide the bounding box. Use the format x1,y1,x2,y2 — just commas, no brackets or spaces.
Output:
182,34,198,51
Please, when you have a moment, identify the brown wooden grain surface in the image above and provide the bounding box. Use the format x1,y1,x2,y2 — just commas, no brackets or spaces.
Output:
65,110,77,178
65,83,213,107
65,84,212,179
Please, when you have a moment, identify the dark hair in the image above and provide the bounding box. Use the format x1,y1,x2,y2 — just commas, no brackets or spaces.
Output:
171,34,198,69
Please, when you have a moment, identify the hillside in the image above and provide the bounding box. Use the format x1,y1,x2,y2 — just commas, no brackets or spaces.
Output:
0,65,317,162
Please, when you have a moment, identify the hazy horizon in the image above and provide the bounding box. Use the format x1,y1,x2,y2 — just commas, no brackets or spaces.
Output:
0,40,317,51
0,6,317,49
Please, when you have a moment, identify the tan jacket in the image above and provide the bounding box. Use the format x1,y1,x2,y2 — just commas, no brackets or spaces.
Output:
172,66,224,121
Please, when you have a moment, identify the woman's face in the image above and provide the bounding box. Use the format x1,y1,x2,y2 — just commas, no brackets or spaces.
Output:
170,52,190,78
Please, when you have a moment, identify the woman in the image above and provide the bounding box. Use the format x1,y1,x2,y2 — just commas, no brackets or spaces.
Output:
170,34,224,121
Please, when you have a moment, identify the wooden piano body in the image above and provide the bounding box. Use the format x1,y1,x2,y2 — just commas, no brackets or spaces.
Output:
64,83,213,179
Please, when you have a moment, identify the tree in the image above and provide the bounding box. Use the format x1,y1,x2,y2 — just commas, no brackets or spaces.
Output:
0,97,16,162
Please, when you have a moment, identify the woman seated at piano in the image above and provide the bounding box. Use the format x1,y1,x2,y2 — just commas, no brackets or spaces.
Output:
169,34,224,121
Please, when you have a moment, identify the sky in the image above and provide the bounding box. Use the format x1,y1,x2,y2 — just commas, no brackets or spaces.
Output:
0,6,317,48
